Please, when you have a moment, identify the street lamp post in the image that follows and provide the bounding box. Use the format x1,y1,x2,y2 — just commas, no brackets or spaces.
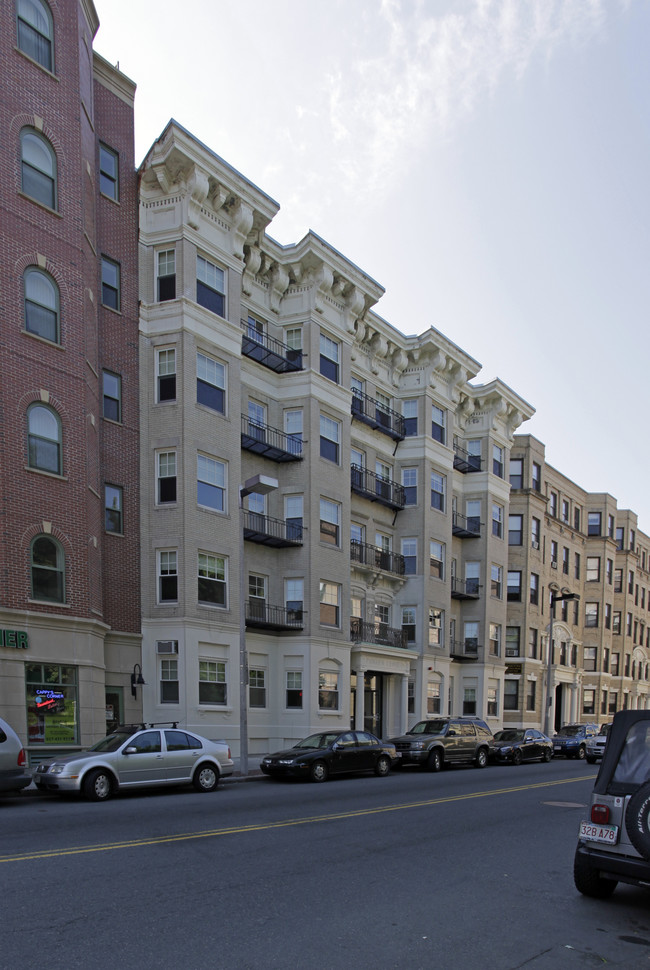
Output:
544,583,580,736
239,474,278,777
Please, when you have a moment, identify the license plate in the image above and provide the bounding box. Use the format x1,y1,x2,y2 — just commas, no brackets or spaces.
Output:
553,745,562,751
579,820,618,845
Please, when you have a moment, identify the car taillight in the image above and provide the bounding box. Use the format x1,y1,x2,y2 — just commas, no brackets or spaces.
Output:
227,747,231,760
591,803,610,824
17,748,27,768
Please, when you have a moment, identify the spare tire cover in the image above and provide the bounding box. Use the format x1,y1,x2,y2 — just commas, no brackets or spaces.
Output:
625,782,650,861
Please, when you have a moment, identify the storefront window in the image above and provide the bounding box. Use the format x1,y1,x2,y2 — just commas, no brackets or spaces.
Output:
25,663,79,745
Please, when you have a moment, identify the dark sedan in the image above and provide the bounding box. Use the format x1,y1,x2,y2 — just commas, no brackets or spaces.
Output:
488,728,553,765
261,730,398,782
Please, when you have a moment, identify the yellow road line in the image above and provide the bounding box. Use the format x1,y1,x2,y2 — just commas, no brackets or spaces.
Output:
0,774,593,864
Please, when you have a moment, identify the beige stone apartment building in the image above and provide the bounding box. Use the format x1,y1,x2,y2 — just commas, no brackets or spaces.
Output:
137,120,539,756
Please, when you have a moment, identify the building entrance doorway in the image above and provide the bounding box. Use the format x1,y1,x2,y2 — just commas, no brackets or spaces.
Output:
105,687,123,734
351,672,384,737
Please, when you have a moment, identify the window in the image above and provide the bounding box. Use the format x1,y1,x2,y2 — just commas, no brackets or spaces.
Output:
196,255,225,316
408,681,415,715
504,680,519,711
508,514,523,545
286,671,303,709
531,517,540,549
492,504,503,538
466,500,481,533
528,628,538,659
320,581,340,626
99,143,118,200
561,500,570,523
549,492,558,517
431,405,445,443
429,608,443,646
27,403,61,474
606,558,613,585
574,507,581,531
509,458,523,489
575,553,581,580
585,603,599,628
197,352,225,413
157,348,176,402
285,578,304,623
21,128,56,208
487,686,498,718
30,535,64,602
402,538,417,575
319,671,339,710
284,409,303,455
463,687,477,716
26,663,78,744
285,326,302,357
430,540,444,580
531,461,541,491
197,454,226,512
376,461,393,501
427,682,441,715
562,546,569,575
17,0,53,70
319,333,340,383
608,691,618,715
198,553,226,606
506,627,520,657
199,661,226,705
615,527,624,550
584,647,597,672
157,250,176,301
285,495,303,542
320,414,340,463
403,399,417,436
587,512,602,537
586,557,600,582
550,540,558,569
101,257,120,311
464,622,479,653
507,571,522,602
491,564,502,598
105,484,123,534
160,659,179,704
157,452,177,504
608,515,615,538
613,612,621,635
526,681,536,712
489,623,501,656
158,550,178,602
249,669,266,709
402,607,416,642
582,688,596,716
402,467,417,505
320,498,340,546
614,568,623,593
430,471,445,512
530,573,539,605
492,445,504,478
465,562,480,595
24,267,59,342
102,371,121,422
629,570,635,594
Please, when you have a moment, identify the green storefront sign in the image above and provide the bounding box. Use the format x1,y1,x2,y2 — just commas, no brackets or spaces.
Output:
0,629,28,649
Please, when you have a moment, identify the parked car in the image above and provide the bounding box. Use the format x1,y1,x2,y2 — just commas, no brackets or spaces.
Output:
260,730,397,782
386,716,492,771
575,710,650,898
0,716,31,794
33,724,233,801
488,728,553,765
552,723,599,759
586,723,611,764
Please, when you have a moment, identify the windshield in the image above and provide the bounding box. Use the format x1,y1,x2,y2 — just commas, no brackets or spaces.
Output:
556,726,582,738
408,720,447,736
294,733,339,750
90,732,132,752
493,730,524,743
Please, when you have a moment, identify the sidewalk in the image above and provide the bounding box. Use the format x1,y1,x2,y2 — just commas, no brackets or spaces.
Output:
225,755,267,782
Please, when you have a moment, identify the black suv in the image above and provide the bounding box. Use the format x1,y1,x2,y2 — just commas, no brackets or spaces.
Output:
387,717,492,771
575,710,650,898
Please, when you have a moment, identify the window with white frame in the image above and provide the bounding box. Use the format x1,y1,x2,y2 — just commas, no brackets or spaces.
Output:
102,371,121,423
157,249,175,301
320,414,340,462
197,454,226,511
24,267,60,343
489,623,501,656
17,0,54,71
532,461,541,491
586,557,600,582
491,564,502,598
284,409,303,456
199,660,227,705
156,348,176,402
509,458,523,489
286,579,304,623
27,403,61,474
430,540,444,580
431,471,445,512
487,685,499,717
508,514,523,545
21,128,57,209
160,658,179,703
402,538,417,575
507,571,522,602
428,608,443,646
248,574,267,620
319,671,339,710
403,399,417,436
249,669,266,708
101,256,120,311
158,550,178,602
285,495,303,542
320,498,340,546
196,255,225,317
198,553,226,606
427,682,441,715
105,484,123,534
464,622,479,653
402,607,416,642
30,535,65,603
196,351,225,413
320,581,340,626
463,686,477,715
492,444,504,478
531,517,540,549
492,503,503,538
157,451,177,504
582,688,596,716
465,562,480,595
431,404,446,444
319,333,340,383
506,627,520,657
504,679,519,711
584,646,597,672
286,671,303,709
585,602,599,628
402,467,417,505
530,572,539,605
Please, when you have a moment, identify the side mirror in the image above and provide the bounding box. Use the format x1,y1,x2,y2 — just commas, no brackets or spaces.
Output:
123,746,137,755
447,729,456,737
332,742,341,750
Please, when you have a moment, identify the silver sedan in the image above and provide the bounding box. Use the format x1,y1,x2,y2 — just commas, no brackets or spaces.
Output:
33,724,233,801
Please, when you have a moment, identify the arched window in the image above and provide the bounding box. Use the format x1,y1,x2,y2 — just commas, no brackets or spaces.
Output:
27,403,61,474
30,535,65,602
21,129,57,209
16,0,54,72
24,268,60,342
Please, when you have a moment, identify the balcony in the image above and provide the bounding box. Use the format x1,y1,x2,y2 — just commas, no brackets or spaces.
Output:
241,415,303,462
450,638,481,662
451,512,481,538
350,617,407,649
351,390,405,441
351,465,406,511
450,577,480,600
350,540,405,577
453,443,482,473
243,511,303,547
245,601,304,631
240,321,303,373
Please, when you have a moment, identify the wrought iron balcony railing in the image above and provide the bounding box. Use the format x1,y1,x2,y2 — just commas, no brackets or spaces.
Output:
350,540,406,577
351,390,405,441
240,321,303,373
450,638,481,662
245,601,304,630
453,443,482,473
243,511,303,547
350,464,405,511
350,617,407,649
451,512,481,538
241,414,303,462
450,577,480,600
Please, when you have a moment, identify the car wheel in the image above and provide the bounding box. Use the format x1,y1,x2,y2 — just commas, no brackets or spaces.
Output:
426,749,443,773
542,749,552,763
512,749,523,766
310,760,329,783
586,756,597,764
576,746,586,760
83,769,114,802
474,748,488,769
574,849,617,898
625,782,650,861
193,763,219,792
375,756,391,777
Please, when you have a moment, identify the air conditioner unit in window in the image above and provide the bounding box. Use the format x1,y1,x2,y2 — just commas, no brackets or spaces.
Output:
551,560,558,569
156,640,178,654
531,540,539,550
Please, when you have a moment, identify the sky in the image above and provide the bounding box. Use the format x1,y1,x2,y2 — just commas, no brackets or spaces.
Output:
95,0,650,527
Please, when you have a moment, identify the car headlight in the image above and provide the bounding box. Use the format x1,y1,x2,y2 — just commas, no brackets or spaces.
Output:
50,765,66,774
500,746,512,754
411,741,426,750
278,759,295,765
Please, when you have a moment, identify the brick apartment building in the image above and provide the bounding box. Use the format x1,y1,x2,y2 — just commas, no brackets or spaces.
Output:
0,0,141,758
